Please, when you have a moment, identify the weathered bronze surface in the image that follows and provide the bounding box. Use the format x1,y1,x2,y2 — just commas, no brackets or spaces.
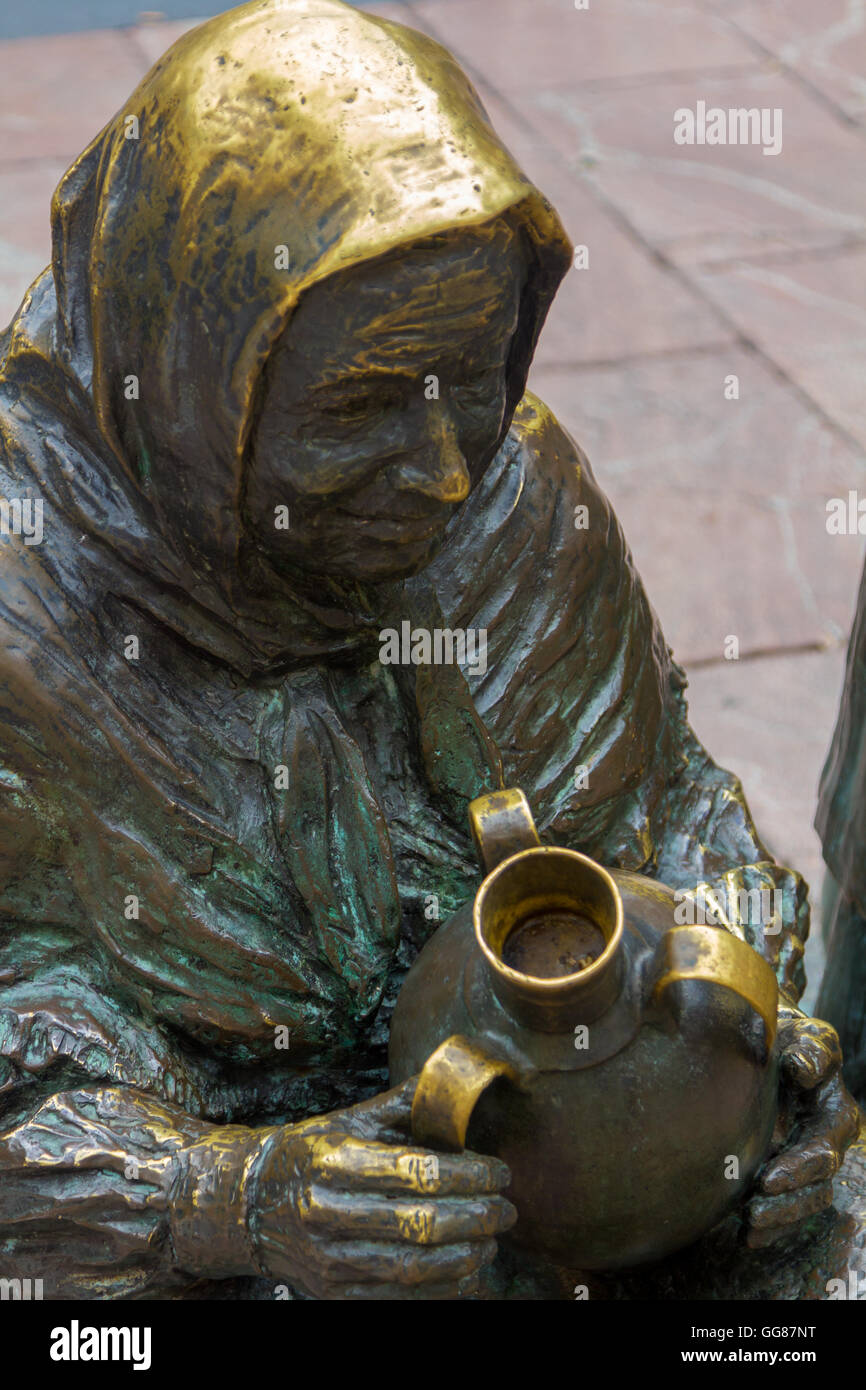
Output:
816,553,866,1103
0,0,859,1299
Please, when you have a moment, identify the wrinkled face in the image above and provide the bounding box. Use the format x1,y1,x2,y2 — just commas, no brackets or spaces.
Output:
244,222,526,582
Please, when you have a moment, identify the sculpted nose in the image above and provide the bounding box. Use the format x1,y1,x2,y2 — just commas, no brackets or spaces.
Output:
391,402,471,504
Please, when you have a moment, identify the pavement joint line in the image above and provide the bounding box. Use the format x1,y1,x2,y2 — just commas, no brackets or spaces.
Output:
557,157,866,460
531,61,773,98
671,265,866,461
683,237,866,274
0,156,73,171
687,639,839,671
533,340,743,373
0,159,84,172
723,14,866,136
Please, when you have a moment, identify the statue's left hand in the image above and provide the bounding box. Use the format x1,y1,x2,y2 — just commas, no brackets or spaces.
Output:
746,1010,860,1247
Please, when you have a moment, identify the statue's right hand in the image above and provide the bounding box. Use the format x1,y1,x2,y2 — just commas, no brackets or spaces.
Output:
250,1077,516,1299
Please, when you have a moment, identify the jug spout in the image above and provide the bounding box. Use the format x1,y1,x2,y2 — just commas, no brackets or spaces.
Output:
469,789,625,1033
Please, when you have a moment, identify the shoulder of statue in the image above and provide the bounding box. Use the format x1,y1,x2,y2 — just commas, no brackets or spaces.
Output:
502,391,595,496
431,390,609,621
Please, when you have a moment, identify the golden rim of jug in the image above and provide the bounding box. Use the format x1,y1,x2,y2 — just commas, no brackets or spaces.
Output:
473,845,625,1031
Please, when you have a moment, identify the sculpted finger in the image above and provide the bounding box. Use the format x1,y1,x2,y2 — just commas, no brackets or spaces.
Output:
781,1020,842,1090
762,1080,859,1193
761,1136,842,1193
748,1181,834,1239
343,1078,417,1139
312,1135,511,1195
746,1222,796,1251
825,1077,862,1150
313,1237,498,1286
303,1184,517,1243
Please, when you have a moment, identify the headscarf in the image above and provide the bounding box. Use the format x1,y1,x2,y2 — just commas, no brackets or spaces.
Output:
1,0,571,675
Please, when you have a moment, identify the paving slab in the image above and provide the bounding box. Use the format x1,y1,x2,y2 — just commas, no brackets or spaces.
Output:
0,157,68,327
523,67,866,267
609,485,860,666
496,150,734,367
530,349,866,662
0,29,149,163
685,643,850,1011
408,0,760,95
717,0,866,125
691,246,866,454
530,345,866,499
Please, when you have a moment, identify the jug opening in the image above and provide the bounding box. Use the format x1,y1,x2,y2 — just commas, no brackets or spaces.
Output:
474,846,625,1031
502,908,605,980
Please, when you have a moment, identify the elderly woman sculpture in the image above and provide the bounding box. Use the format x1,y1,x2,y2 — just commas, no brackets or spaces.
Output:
817,556,866,1103
0,0,858,1300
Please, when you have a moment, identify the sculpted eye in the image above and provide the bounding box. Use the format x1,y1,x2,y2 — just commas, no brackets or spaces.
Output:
322,394,378,420
320,388,402,424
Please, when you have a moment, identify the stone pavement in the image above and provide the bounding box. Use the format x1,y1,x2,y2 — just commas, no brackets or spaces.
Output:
1,0,864,1007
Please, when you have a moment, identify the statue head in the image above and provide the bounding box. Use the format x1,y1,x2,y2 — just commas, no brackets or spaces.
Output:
245,218,527,582
39,0,571,657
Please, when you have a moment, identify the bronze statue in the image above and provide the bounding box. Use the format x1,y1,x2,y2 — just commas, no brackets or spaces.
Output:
816,554,866,1102
0,0,858,1300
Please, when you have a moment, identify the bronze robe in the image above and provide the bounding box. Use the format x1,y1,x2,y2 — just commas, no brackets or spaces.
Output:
816,554,866,1095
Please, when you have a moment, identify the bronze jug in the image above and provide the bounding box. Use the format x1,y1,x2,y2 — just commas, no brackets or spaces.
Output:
389,789,780,1269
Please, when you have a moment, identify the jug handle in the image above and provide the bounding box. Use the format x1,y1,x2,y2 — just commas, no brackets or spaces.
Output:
411,1035,519,1153
653,925,778,1050
468,788,541,874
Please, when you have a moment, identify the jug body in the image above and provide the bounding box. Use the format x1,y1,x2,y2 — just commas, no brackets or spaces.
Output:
388,792,780,1269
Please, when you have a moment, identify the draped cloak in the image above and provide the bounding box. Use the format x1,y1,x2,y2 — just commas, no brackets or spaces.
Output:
817,553,866,912
0,0,808,1297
